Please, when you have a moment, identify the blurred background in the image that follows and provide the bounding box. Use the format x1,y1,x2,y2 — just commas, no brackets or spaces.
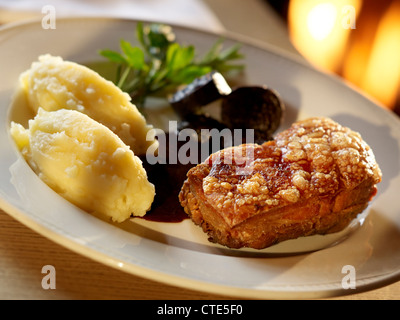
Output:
267,0,400,115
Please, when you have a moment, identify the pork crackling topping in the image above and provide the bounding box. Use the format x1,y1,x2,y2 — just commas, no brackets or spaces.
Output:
201,117,382,226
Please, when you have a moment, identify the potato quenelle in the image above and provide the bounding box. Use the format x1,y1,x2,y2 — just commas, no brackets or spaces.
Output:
19,54,158,155
11,108,155,222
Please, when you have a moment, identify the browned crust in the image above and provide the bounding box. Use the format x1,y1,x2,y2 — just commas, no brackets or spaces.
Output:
180,177,376,249
179,117,382,249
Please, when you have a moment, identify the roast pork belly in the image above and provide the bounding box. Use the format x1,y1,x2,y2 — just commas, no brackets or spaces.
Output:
179,117,382,249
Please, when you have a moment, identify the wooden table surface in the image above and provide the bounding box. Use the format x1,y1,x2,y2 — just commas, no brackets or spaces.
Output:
0,0,399,300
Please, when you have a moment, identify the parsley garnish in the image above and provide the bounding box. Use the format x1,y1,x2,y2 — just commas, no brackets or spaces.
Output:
99,22,244,108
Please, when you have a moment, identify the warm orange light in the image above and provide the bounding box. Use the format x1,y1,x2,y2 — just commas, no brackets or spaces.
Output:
288,0,362,72
361,1,400,108
307,3,338,41
288,0,400,110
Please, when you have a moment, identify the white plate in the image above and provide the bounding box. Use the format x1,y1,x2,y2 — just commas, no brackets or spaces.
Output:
1,17,400,299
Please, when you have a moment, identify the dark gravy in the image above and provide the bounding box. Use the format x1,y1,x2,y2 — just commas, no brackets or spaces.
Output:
140,157,193,222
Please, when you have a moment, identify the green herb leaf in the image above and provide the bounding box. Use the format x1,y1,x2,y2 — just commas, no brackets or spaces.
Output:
219,43,244,61
166,43,195,72
97,22,245,109
199,38,224,65
120,40,145,70
98,49,126,64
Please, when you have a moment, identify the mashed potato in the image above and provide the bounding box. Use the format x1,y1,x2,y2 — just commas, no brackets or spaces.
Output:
19,54,157,155
10,108,155,222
